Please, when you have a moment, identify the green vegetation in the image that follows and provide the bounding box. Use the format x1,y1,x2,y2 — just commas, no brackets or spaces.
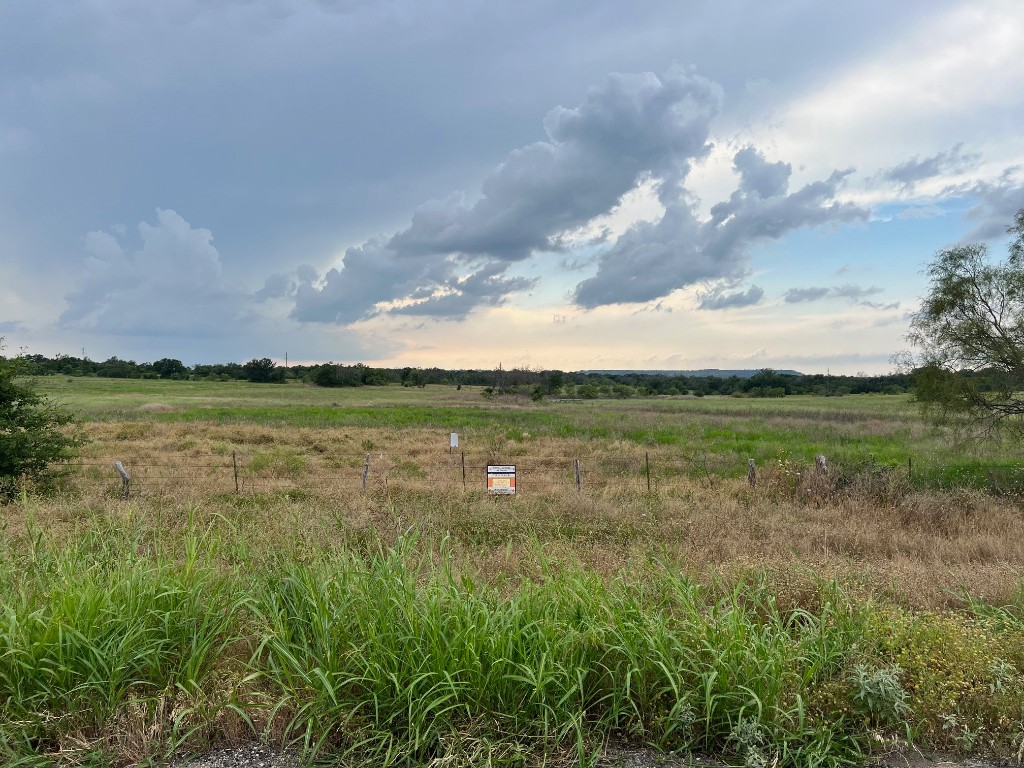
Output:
19,349,913,399
1,520,1022,767
907,207,1024,439
0,353,81,499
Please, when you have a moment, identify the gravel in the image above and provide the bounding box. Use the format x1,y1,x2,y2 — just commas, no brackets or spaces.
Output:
169,744,301,768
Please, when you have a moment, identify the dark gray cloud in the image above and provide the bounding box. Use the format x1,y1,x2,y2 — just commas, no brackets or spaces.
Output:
390,265,537,318
293,69,724,323
573,149,867,308
880,142,981,189
697,284,764,310
733,146,790,198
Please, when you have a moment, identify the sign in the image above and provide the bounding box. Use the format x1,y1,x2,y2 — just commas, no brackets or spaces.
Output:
450,432,459,449
486,465,516,494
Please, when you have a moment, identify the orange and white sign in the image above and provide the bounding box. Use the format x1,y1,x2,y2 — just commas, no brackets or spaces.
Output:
486,465,516,494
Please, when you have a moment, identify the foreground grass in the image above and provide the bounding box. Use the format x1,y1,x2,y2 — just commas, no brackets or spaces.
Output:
1,512,1023,768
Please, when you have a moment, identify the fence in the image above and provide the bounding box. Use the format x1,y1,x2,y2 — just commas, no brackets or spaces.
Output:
68,451,663,499
64,449,1024,501
61,450,1024,505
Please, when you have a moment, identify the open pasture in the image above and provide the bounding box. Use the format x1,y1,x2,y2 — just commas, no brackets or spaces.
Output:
22,377,1024,607
3,378,1024,766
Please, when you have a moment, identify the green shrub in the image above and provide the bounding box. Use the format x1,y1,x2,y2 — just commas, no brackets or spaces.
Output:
0,354,82,499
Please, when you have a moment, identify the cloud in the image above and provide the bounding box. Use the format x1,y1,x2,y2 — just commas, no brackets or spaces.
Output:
783,287,831,303
389,264,537,318
783,283,888,306
879,142,981,189
697,284,764,310
60,209,250,336
292,68,724,324
254,264,318,302
573,148,867,307
961,166,1024,241
831,284,883,300
0,320,24,333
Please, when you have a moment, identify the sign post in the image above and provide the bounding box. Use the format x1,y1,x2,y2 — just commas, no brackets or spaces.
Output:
486,465,516,495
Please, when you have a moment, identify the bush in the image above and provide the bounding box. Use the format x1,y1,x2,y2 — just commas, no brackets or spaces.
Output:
0,354,81,499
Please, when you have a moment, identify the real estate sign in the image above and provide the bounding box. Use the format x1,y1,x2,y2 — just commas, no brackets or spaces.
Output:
486,465,516,494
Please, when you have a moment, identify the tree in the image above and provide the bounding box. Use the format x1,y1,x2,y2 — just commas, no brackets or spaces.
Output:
152,357,187,378
242,358,283,383
0,347,81,499
906,208,1024,437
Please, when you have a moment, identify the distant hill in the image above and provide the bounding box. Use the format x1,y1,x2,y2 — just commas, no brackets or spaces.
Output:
581,369,804,378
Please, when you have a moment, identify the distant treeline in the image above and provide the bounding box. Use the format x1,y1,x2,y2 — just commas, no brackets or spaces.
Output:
15,353,919,398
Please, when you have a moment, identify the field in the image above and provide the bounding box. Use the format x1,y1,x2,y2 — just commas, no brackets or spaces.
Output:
2,379,1024,767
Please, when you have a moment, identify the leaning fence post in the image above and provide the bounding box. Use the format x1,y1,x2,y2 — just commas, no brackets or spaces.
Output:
232,451,240,493
747,459,756,488
645,451,651,492
574,458,581,491
362,453,370,490
115,460,131,499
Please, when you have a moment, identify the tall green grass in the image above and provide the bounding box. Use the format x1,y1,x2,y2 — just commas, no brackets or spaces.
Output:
0,529,243,765
1,524,1022,766
252,543,868,766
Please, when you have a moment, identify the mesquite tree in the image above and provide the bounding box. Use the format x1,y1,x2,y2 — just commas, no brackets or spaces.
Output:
907,209,1024,438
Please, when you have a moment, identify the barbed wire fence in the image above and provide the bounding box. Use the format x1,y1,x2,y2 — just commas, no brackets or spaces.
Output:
63,450,1024,500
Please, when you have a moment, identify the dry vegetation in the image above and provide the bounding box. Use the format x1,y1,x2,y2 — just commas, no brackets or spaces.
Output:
3,383,1024,767
30,417,1023,611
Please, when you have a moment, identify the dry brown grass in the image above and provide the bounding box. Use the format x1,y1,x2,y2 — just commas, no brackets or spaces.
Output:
6,419,1018,612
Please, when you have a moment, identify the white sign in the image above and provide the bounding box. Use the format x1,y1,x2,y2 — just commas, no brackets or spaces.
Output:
450,432,459,449
487,465,516,494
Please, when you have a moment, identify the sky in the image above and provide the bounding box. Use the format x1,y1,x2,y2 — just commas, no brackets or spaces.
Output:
1,0,1023,375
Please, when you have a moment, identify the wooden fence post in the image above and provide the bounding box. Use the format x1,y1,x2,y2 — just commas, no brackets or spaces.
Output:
747,459,756,488
362,453,370,490
115,460,131,499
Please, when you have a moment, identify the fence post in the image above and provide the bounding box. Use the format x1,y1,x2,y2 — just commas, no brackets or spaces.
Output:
362,453,370,490
461,451,466,490
232,451,240,493
747,459,756,488
908,455,913,482
115,460,131,499
574,458,581,491
815,454,828,475
645,451,651,492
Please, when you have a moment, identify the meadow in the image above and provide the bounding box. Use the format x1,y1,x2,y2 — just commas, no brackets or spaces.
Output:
2,378,1023,767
